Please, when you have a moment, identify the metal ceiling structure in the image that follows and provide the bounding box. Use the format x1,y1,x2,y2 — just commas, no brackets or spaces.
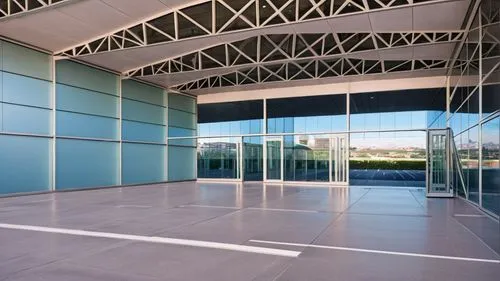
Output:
0,0,69,19
0,0,477,95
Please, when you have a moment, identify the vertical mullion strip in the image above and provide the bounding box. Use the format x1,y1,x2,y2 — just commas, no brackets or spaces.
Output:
194,95,198,180
51,56,57,191
212,0,216,34
478,10,483,208
446,76,450,128
165,90,169,182
118,76,123,185
346,85,350,185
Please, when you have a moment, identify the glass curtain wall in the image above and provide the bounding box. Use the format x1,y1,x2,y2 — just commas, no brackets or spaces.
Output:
168,93,197,182
449,0,499,217
0,40,53,195
349,89,445,187
195,89,447,186
197,100,263,180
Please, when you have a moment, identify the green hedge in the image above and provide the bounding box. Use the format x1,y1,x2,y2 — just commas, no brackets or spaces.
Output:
349,160,426,170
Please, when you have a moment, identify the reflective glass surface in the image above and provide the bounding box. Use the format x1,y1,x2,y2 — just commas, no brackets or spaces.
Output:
197,138,240,179
243,136,263,181
481,116,499,215
349,131,426,187
266,139,282,180
284,135,330,182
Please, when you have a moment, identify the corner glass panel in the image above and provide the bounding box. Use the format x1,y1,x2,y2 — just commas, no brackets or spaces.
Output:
481,116,500,215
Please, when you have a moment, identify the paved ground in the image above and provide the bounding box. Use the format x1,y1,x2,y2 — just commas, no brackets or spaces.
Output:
0,182,498,281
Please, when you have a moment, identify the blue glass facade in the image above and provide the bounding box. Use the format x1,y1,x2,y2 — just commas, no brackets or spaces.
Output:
197,89,446,185
0,40,197,195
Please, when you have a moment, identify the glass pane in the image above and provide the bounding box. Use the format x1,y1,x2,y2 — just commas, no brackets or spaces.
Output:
243,136,263,181
266,140,281,180
284,135,330,182
481,116,500,215
122,143,166,185
56,139,119,190
168,145,196,181
467,126,480,203
350,131,426,187
0,135,52,194
197,138,240,179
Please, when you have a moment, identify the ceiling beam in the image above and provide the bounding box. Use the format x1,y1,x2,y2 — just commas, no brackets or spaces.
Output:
56,0,458,57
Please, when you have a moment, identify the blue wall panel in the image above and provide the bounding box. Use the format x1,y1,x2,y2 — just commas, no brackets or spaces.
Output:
0,135,51,194
56,84,118,118
122,120,165,143
168,93,196,113
169,108,196,129
56,139,119,190
1,41,52,81
57,111,118,140
2,72,51,108
56,60,117,95
122,143,166,185
122,80,165,105
168,145,196,182
122,99,165,125
2,104,51,135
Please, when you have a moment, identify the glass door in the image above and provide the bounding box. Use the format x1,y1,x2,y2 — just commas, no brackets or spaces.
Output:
265,137,283,181
330,135,348,183
427,129,452,197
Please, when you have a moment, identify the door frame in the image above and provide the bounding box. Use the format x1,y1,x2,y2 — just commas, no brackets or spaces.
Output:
330,134,349,184
264,136,284,183
426,129,453,197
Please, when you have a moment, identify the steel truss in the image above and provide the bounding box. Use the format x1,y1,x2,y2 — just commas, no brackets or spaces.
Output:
176,58,448,91
58,0,448,57
126,31,463,77
0,0,68,19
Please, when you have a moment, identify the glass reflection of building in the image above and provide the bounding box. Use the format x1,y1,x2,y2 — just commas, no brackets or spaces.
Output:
197,88,446,187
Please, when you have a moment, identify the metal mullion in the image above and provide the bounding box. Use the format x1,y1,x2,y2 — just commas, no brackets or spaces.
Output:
478,12,483,207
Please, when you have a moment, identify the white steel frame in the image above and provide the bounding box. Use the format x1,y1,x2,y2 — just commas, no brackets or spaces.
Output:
57,0,455,57
264,136,284,183
0,0,70,19
426,129,453,198
126,32,463,78
177,58,449,91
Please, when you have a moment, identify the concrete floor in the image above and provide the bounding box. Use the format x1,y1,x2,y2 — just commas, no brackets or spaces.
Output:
0,182,498,281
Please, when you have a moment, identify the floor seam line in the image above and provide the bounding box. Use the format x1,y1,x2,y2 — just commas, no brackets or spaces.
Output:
450,216,500,259
308,188,371,246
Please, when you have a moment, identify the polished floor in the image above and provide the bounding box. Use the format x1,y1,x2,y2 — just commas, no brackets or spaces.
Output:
0,182,498,281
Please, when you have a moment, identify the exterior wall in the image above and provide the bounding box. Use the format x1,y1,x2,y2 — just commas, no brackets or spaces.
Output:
0,40,53,195
55,60,120,190
0,40,198,195
121,79,167,185
448,0,500,217
167,93,197,182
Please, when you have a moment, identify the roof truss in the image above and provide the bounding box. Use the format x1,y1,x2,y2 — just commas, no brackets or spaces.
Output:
176,58,449,91
0,0,69,19
126,31,463,77
57,0,450,57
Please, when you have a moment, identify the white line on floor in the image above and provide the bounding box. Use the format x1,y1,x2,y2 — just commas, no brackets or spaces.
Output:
179,204,240,210
247,207,320,214
115,205,152,209
453,214,486,218
249,240,500,264
0,223,300,258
